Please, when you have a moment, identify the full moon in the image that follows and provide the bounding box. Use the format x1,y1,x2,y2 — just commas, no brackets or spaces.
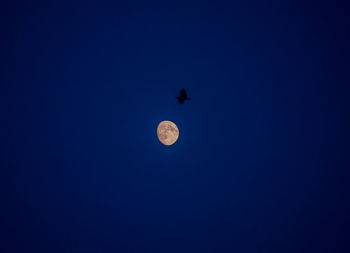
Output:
157,120,179,146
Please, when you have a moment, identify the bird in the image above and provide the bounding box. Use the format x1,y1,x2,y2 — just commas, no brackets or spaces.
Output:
176,89,191,104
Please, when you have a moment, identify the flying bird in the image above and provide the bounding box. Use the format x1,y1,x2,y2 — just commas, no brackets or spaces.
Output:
176,89,191,104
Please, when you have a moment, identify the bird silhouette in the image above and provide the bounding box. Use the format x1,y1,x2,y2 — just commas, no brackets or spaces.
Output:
176,89,191,104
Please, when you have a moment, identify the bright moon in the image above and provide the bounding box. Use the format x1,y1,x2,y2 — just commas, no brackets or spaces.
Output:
157,120,179,146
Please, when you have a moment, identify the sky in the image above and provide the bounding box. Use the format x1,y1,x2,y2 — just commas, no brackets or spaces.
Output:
1,1,350,252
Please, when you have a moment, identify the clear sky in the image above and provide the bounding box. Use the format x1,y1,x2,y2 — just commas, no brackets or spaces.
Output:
2,1,349,252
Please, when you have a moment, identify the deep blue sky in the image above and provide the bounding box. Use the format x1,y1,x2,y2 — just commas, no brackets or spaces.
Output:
1,1,349,252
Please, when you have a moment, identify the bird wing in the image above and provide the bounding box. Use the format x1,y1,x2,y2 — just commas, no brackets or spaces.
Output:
180,89,187,98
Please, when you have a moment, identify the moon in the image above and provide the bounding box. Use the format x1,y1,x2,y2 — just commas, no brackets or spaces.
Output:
157,120,179,146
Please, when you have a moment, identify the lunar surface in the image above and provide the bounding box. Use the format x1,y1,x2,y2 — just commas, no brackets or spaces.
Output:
157,121,179,146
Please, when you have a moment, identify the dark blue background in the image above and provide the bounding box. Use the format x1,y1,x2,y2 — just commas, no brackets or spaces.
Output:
2,1,349,252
